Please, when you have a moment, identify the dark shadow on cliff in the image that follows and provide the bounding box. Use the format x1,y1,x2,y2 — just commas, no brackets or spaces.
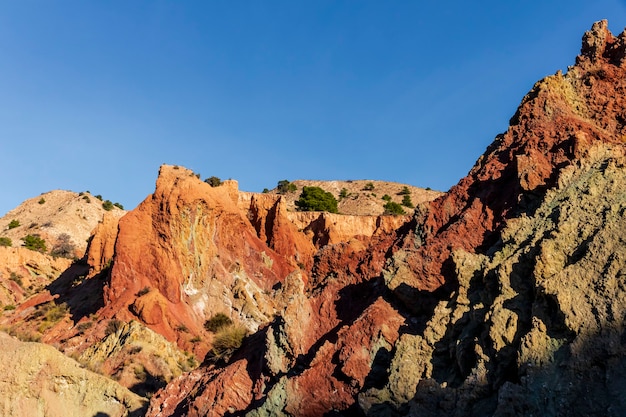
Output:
46,258,108,323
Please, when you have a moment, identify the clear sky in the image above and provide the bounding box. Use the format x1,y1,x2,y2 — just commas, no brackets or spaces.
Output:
1,1,626,216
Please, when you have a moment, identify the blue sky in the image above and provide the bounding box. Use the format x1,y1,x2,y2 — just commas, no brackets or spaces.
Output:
1,1,626,215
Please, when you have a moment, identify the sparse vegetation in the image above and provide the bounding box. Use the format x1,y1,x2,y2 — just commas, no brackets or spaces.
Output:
3,304,15,311
295,186,339,213
204,313,233,333
277,180,297,194
104,319,124,336
362,182,375,191
383,201,405,215
136,286,151,297
190,335,202,343
76,321,94,333
382,194,392,202
22,234,47,252
95,195,103,201
8,220,20,229
51,233,76,258
210,324,247,360
9,272,23,287
38,197,46,204
398,186,411,195
102,200,114,211
339,188,348,199
262,188,269,193
82,195,91,203
176,324,189,332
113,202,124,210
35,301,69,332
205,176,223,187
0,237,12,247
401,194,414,208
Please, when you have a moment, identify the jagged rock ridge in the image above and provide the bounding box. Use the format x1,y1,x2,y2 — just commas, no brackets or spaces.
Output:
143,20,626,416
1,19,626,417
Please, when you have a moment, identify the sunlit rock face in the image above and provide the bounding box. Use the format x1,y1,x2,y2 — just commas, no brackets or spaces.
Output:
145,21,626,416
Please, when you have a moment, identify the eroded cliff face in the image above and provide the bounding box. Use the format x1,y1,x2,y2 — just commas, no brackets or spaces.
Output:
145,21,626,416
91,164,416,363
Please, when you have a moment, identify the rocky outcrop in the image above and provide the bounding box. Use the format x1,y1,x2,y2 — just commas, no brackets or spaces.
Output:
100,166,296,356
387,20,626,297
364,143,626,416
144,21,626,416
0,331,145,417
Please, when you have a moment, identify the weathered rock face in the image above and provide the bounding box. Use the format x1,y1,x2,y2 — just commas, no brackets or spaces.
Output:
0,247,72,308
145,21,626,416
387,19,626,296
100,166,297,356
94,164,427,362
0,331,145,417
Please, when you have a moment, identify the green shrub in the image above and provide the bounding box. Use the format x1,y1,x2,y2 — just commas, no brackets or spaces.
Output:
23,234,47,252
3,304,15,311
362,182,375,191
0,237,12,247
339,188,348,199
383,201,405,215
401,194,414,208
102,200,114,211
277,180,297,194
204,313,233,333
8,220,20,229
38,198,46,204
95,195,103,201
398,186,411,195
210,325,247,358
382,194,392,202
262,188,269,193
113,202,124,210
9,272,23,287
205,176,223,187
295,186,338,213
82,195,91,203
190,335,202,343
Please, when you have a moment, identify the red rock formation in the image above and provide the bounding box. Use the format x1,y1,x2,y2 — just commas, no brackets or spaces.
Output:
389,19,626,295
144,21,626,416
99,166,297,355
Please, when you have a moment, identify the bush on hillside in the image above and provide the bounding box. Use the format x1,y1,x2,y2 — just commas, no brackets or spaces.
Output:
23,234,47,252
205,176,223,187
362,182,375,191
204,313,233,333
295,186,339,213
102,200,114,211
8,220,20,229
402,194,414,208
209,325,247,361
277,180,297,194
398,186,411,195
383,201,405,215
51,233,75,258
0,237,11,247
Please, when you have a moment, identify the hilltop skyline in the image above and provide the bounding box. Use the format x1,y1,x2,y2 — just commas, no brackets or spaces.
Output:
2,1,626,216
